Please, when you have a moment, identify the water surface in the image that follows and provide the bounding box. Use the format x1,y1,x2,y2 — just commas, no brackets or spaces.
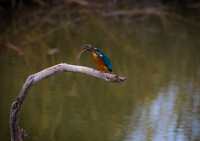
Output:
1,16,200,141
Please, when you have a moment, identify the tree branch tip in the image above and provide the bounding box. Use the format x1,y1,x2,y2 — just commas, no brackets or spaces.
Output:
113,76,127,82
107,74,127,83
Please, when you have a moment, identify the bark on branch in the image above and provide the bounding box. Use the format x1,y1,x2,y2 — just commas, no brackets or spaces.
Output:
10,63,126,141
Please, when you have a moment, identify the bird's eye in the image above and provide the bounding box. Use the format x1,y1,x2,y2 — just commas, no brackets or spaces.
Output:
99,54,103,57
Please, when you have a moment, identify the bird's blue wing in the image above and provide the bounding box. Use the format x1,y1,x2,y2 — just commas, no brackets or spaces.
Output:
96,48,112,72
103,54,112,72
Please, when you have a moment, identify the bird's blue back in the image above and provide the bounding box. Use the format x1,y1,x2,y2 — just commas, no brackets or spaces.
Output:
95,48,112,72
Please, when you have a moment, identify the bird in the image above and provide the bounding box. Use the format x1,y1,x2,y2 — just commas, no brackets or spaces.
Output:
78,44,113,73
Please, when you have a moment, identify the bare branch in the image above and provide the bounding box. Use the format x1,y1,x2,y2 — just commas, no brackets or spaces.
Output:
10,63,126,141
101,8,165,17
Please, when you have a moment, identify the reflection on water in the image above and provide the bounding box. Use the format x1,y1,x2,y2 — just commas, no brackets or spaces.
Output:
0,16,200,141
126,83,200,141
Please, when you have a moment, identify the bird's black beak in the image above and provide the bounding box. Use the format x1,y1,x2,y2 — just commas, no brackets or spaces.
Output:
81,44,94,52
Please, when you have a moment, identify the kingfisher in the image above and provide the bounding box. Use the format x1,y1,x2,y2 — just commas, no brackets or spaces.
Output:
78,44,113,73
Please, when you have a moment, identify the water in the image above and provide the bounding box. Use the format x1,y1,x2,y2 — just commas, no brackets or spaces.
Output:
0,15,200,141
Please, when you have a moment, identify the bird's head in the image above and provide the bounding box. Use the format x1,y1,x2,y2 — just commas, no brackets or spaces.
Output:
81,44,97,53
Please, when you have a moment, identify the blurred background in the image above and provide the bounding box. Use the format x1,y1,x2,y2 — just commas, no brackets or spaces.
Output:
0,0,200,141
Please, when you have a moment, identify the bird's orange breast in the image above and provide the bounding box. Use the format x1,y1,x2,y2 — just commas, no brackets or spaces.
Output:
91,52,108,72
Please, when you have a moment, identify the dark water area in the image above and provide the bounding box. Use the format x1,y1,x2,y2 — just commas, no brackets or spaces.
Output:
0,14,200,141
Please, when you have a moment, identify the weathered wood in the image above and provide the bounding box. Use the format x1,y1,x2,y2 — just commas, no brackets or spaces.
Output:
10,63,126,141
